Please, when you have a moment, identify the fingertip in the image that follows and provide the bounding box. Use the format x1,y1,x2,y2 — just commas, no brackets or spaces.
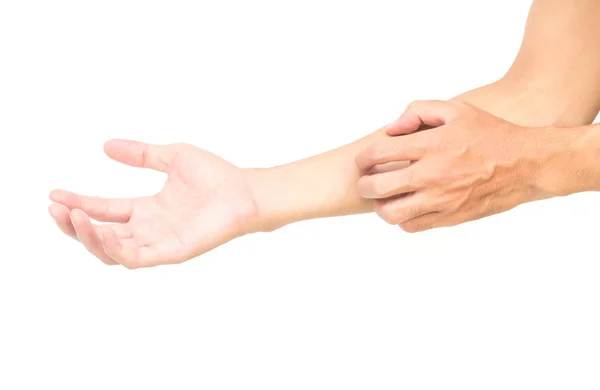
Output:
49,203,78,239
104,139,115,155
384,121,396,134
103,139,150,169
385,124,401,136
48,202,64,216
50,189,78,206
385,111,420,136
354,150,370,172
48,203,60,220
104,138,118,147
49,189,63,202
104,138,128,156
104,138,124,146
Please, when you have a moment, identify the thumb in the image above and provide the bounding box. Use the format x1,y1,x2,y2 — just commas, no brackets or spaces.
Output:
386,100,458,136
104,139,182,173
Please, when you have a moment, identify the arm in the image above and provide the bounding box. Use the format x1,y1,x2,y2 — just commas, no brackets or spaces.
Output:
50,0,599,267
48,133,390,268
454,0,600,127
48,80,530,269
248,129,385,232
355,100,600,233
48,61,562,269
252,0,600,232
353,0,600,233
537,123,600,195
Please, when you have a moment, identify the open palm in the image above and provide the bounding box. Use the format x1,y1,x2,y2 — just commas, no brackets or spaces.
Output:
49,140,260,268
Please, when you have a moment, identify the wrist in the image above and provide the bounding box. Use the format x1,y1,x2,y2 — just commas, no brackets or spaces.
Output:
530,125,597,197
245,166,295,233
245,158,374,233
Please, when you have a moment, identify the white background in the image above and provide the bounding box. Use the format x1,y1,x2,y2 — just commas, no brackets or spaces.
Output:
1,0,599,389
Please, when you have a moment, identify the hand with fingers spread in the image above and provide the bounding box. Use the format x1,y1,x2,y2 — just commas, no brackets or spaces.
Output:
49,140,261,268
355,100,590,233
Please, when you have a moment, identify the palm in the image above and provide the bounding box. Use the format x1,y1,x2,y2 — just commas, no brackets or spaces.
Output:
49,140,259,268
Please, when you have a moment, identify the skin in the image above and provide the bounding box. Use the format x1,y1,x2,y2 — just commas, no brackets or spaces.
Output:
356,0,600,233
49,141,260,267
49,0,600,268
355,100,599,232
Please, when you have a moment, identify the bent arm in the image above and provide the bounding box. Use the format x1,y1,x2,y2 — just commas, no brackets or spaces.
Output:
249,0,600,231
456,0,600,127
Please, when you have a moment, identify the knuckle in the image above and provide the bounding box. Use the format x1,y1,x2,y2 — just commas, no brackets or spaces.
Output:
420,171,439,186
404,170,415,185
390,142,406,158
426,132,448,150
358,143,382,168
403,170,422,188
354,153,363,168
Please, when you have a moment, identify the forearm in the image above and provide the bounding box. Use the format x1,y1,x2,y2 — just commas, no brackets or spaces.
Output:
535,123,600,196
247,78,565,232
248,0,600,232
249,128,386,231
575,125,600,192
248,71,599,232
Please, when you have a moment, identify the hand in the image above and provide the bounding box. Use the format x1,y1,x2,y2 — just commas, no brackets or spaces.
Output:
355,100,580,233
49,140,260,268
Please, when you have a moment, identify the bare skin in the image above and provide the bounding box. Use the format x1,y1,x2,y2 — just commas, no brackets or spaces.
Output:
49,0,600,268
50,141,260,267
355,0,600,233
356,100,599,232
